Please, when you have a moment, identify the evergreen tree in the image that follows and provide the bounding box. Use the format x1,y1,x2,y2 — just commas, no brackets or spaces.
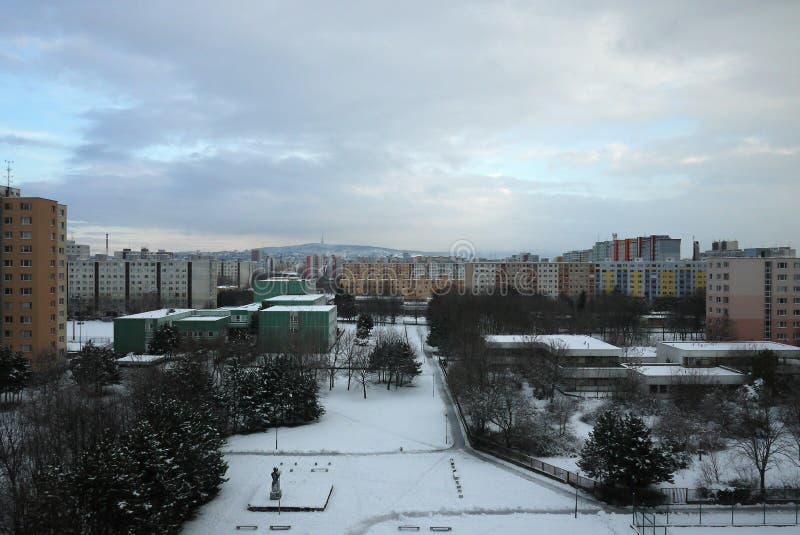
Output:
0,347,30,403
71,342,121,396
356,313,374,340
578,408,686,490
334,292,358,320
148,324,182,355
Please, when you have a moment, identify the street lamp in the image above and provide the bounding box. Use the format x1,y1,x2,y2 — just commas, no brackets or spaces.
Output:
78,320,85,349
444,411,448,445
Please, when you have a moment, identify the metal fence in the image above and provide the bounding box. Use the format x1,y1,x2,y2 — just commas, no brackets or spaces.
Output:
634,502,800,530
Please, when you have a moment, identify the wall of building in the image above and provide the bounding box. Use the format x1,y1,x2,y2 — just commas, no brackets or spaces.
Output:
0,196,68,364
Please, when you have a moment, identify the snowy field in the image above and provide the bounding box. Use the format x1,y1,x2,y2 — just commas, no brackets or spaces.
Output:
184,324,602,534
226,325,449,454
67,319,114,343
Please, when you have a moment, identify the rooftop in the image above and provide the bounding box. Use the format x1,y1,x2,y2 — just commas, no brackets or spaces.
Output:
265,294,325,302
116,308,193,319
632,365,744,377
485,334,619,351
173,316,228,322
659,341,800,353
262,305,336,313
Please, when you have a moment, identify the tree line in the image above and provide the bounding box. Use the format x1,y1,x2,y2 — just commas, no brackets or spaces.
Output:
0,336,325,534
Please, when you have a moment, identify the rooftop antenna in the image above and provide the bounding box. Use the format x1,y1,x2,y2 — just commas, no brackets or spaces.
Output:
4,160,12,196
105,233,109,256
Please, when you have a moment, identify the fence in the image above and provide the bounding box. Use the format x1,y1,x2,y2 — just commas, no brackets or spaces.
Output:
438,358,598,494
634,502,799,530
439,357,800,507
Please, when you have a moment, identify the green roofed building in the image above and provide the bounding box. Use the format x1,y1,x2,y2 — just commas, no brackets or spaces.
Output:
113,308,194,354
259,304,337,353
263,294,327,307
253,278,314,302
172,315,230,343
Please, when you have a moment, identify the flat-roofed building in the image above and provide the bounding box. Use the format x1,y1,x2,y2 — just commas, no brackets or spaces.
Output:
258,304,337,353
656,340,800,371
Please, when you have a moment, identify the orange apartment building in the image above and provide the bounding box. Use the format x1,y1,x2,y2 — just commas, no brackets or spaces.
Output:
706,257,800,344
1,188,68,366
338,261,465,299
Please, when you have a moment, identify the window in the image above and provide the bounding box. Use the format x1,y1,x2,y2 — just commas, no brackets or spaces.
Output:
21,302,31,310
19,316,31,324
3,274,10,281
777,274,788,281
19,245,31,253
3,316,11,324
20,259,31,267
2,231,11,239
20,288,32,295
21,330,32,339
3,217,11,224
777,309,787,316
19,203,31,211
3,245,11,253
20,216,31,224
3,288,11,296
20,345,32,353
3,260,11,267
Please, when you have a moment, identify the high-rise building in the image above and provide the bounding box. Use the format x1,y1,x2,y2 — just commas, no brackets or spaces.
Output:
68,257,218,317
706,257,800,344
592,235,681,262
66,239,90,261
1,190,68,364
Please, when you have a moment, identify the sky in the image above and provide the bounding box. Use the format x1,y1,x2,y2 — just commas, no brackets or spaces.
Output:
1,1,799,257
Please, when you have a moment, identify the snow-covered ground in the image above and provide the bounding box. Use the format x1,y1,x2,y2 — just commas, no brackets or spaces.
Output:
183,324,800,534
67,319,114,344
184,324,603,534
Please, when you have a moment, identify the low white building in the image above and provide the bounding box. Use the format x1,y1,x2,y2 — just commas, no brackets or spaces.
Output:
628,364,746,397
656,341,800,368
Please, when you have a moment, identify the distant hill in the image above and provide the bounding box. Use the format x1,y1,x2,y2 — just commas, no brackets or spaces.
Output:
259,243,442,258
175,243,444,260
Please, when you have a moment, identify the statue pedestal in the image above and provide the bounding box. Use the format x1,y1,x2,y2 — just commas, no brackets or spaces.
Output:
270,490,282,501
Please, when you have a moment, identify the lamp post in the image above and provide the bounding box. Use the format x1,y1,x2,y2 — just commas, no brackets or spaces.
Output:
574,471,580,518
444,410,448,445
78,320,85,349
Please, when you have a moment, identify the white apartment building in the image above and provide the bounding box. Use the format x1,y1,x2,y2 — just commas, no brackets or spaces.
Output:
69,257,219,317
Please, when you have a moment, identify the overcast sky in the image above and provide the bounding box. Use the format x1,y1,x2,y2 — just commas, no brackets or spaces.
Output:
1,1,799,257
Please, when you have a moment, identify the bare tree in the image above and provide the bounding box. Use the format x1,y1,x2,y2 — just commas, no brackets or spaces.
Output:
548,394,577,436
328,330,354,390
353,346,371,399
0,411,29,532
732,386,792,496
485,372,534,447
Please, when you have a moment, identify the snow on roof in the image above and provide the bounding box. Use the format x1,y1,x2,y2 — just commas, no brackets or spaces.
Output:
485,334,619,351
265,294,325,302
262,305,336,313
660,341,800,353
621,346,657,359
173,315,228,322
633,365,744,377
117,308,193,319
116,354,167,366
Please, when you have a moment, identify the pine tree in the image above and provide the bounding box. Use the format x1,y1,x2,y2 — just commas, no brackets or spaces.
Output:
578,408,686,490
148,324,182,355
0,347,30,403
71,342,121,396
356,313,374,340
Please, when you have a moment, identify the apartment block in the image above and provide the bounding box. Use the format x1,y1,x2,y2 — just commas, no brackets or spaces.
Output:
592,235,681,262
219,259,256,288
0,190,68,363
706,257,800,344
465,262,595,299
595,261,706,301
68,257,219,317
339,261,465,299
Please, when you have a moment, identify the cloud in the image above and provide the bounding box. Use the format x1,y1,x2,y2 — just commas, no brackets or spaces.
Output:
3,0,800,256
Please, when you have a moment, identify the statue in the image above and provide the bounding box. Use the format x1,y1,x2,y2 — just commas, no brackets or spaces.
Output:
270,467,282,500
